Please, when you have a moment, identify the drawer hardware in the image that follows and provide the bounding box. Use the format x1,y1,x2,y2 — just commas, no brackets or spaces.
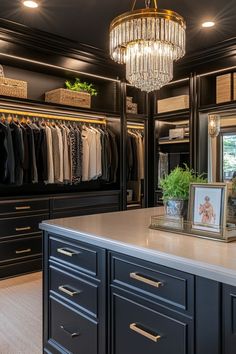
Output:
15,206,31,210
58,285,81,297
15,226,31,232
129,323,161,343
130,272,163,288
15,248,32,254
57,248,80,257
60,325,80,338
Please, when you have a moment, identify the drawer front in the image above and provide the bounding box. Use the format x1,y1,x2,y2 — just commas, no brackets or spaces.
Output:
50,237,98,276
110,253,194,313
0,198,49,216
50,298,97,354
111,292,193,354
52,205,120,219
0,214,49,238
50,265,98,317
0,235,42,263
223,284,236,354
52,192,120,211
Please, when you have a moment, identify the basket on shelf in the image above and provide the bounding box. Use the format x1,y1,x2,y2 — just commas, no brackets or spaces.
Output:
0,65,27,99
45,88,91,108
216,73,236,104
157,94,189,113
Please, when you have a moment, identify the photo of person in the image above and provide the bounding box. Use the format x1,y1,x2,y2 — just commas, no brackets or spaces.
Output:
191,185,225,233
199,196,216,225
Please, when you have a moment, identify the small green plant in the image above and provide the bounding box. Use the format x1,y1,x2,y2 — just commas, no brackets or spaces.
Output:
160,165,207,201
65,78,98,96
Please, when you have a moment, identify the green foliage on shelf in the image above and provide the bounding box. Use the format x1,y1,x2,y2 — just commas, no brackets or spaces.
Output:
160,165,207,201
65,78,98,96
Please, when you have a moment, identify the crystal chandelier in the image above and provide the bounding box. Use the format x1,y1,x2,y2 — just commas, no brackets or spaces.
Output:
109,0,186,92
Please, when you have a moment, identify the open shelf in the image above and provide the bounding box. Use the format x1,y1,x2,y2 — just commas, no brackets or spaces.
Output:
159,139,190,145
0,95,121,118
154,109,190,121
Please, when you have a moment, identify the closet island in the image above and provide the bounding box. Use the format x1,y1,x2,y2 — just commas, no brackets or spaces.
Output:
40,207,236,354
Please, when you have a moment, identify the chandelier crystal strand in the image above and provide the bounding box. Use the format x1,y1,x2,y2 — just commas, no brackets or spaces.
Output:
109,2,186,92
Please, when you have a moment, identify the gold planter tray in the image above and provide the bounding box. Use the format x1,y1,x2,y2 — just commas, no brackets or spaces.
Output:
149,215,236,243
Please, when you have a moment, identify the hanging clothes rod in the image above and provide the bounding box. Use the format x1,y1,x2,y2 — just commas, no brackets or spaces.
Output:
127,124,144,130
0,108,107,125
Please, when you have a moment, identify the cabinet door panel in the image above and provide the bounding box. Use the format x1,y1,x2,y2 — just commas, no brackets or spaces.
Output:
49,298,97,354
50,265,98,317
223,284,236,354
111,291,193,354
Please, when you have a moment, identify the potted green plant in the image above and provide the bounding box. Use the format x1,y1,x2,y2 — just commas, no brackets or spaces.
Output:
160,165,207,218
65,78,98,97
45,78,98,108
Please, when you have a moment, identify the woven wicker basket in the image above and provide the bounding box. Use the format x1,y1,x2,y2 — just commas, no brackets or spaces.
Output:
0,66,27,99
216,74,231,104
45,88,91,108
157,95,189,113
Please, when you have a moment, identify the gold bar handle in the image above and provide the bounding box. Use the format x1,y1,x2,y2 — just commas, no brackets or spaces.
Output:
15,226,31,232
15,248,32,254
58,285,80,297
15,206,31,210
60,325,80,338
130,272,163,288
129,323,161,342
57,248,80,257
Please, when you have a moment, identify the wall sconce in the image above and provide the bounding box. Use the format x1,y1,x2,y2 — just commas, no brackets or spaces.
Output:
208,115,220,138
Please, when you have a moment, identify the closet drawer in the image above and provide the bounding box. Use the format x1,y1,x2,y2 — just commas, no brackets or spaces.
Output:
112,293,192,354
50,298,97,354
52,191,120,211
0,235,42,263
50,265,98,317
110,253,194,313
0,214,49,238
50,237,98,276
0,198,49,216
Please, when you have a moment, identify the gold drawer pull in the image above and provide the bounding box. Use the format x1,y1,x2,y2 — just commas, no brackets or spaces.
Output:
130,272,163,288
60,325,80,338
15,248,32,254
57,248,80,257
58,285,81,297
15,206,31,210
15,226,31,232
130,323,161,343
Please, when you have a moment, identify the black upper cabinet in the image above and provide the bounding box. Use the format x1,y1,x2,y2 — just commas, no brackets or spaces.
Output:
223,284,236,354
199,70,236,108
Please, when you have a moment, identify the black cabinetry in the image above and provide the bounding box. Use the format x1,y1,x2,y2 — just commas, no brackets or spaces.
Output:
0,197,49,279
0,190,120,279
223,284,236,354
109,252,194,354
44,233,236,354
43,234,106,354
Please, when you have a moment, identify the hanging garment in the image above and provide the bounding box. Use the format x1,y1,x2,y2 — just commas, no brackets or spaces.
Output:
45,125,54,184
55,125,64,183
82,127,90,182
4,122,15,184
0,123,9,183
10,121,24,185
61,125,72,183
107,128,118,183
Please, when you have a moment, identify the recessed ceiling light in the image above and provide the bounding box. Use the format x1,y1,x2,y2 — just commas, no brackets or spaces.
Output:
23,1,39,8
202,21,215,28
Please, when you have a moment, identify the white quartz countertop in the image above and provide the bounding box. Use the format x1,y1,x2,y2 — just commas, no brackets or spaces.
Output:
40,207,236,286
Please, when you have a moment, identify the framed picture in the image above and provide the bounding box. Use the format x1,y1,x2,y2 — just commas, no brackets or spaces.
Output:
188,183,227,237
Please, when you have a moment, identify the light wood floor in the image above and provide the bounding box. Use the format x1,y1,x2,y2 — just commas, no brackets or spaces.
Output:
0,272,42,354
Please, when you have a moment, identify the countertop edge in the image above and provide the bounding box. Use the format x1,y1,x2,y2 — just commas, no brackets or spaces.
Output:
40,222,236,287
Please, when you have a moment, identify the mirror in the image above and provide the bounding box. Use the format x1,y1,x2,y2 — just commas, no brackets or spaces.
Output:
208,113,236,182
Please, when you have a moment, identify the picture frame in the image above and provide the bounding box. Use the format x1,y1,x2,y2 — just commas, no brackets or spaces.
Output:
188,183,227,238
